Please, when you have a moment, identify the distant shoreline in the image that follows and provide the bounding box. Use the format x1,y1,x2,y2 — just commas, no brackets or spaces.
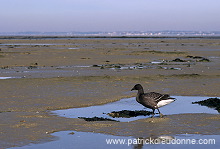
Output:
0,31,220,38
1,35,220,39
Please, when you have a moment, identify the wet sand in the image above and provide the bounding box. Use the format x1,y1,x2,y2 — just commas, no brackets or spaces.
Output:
0,37,220,148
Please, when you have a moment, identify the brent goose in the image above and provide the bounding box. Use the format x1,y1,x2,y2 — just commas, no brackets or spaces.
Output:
131,84,175,118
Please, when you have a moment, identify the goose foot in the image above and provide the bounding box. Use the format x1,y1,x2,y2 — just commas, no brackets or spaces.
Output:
151,114,155,118
151,109,155,118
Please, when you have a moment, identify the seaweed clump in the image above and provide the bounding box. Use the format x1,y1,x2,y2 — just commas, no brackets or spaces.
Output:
171,58,187,62
192,98,220,112
78,116,119,122
186,55,210,62
108,110,152,118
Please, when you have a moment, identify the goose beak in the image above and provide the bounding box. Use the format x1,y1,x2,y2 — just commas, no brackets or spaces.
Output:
131,87,135,91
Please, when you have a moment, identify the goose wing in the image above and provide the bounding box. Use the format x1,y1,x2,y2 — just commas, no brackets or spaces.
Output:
144,92,173,103
139,92,175,109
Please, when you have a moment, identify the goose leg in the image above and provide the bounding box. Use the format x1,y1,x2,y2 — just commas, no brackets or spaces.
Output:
151,109,155,118
157,109,164,118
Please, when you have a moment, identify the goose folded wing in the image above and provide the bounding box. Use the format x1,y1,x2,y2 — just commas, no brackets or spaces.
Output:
144,92,173,102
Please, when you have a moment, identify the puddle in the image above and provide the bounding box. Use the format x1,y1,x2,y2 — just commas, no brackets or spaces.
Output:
0,65,92,79
93,64,150,70
110,66,148,70
52,96,219,122
56,65,90,69
0,43,74,46
151,61,163,64
159,67,182,70
0,77,13,79
9,131,219,149
92,61,187,70
0,76,23,79
68,47,79,50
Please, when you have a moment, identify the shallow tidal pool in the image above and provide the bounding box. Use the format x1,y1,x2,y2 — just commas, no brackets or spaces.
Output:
52,96,219,122
9,96,219,149
9,131,219,149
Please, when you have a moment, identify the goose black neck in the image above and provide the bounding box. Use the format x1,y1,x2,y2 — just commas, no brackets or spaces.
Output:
137,88,144,94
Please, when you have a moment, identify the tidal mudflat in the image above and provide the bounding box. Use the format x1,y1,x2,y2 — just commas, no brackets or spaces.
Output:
0,36,220,148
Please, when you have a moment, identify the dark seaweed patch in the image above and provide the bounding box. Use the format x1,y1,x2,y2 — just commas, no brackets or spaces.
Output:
197,58,210,62
27,63,38,69
0,111,12,113
27,66,38,69
186,55,210,62
78,116,119,122
192,98,220,112
186,55,204,59
68,132,75,135
171,58,187,62
171,73,201,77
108,110,152,118
133,50,186,55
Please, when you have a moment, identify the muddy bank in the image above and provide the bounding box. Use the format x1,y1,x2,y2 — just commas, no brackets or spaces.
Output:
0,37,220,148
1,76,219,114
75,113,220,138
1,112,219,148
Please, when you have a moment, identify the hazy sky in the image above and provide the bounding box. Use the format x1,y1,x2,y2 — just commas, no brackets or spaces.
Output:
1,0,220,32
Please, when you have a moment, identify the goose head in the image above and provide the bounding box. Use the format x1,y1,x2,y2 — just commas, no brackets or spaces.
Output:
131,84,143,91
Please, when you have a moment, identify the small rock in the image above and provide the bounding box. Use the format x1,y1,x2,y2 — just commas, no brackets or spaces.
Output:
68,132,75,135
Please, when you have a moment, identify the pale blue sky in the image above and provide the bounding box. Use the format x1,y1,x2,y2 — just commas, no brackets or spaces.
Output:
1,0,220,32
